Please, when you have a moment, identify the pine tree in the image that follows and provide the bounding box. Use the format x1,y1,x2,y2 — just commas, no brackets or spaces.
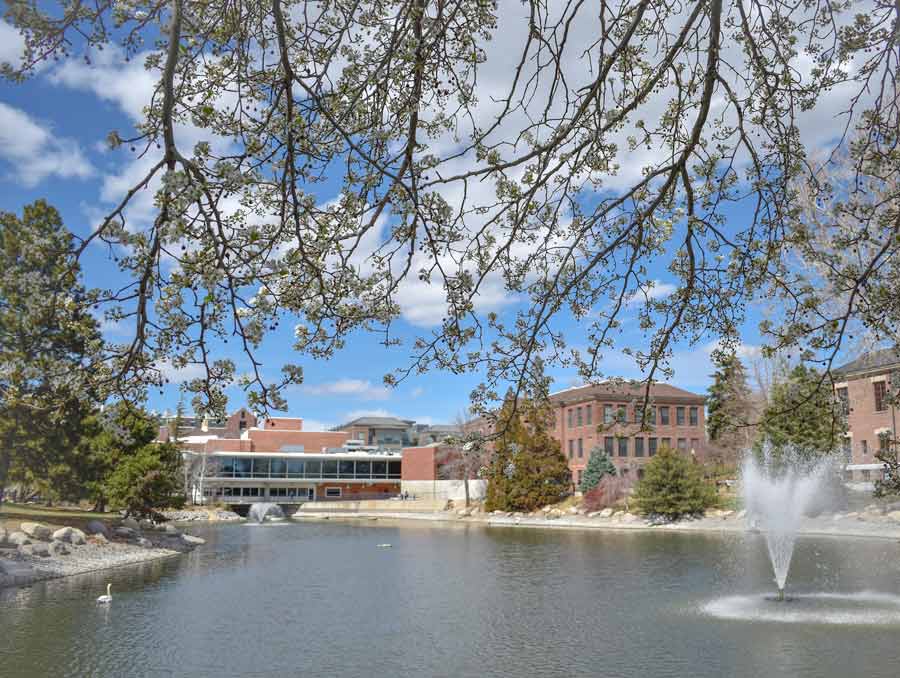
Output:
579,446,616,493
706,351,755,467
757,364,844,461
633,447,716,518
484,390,570,512
0,201,104,496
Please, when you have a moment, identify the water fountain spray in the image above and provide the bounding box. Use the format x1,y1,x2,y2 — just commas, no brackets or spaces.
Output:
742,443,836,601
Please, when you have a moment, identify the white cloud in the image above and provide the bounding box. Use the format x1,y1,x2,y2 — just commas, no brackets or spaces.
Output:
410,386,425,398
0,21,25,69
302,378,391,400
342,408,397,421
156,360,207,384
0,102,94,186
299,418,333,432
625,280,678,306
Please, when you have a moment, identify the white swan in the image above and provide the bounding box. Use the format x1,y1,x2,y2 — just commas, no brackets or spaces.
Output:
96,583,112,604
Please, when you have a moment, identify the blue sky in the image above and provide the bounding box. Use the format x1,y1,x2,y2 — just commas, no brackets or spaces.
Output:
0,16,799,430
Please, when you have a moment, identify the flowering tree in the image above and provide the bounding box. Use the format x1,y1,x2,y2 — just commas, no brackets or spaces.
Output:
3,1,900,416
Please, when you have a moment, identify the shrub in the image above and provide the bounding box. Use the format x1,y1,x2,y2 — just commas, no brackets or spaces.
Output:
583,475,633,512
633,447,716,518
579,448,617,493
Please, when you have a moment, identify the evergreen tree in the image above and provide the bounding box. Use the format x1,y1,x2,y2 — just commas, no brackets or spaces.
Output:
633,447,716,518
706,352,755,467
104,439,184,518
579,446,617,493
485,390,570,512
757,364,844,460
0,201,104,496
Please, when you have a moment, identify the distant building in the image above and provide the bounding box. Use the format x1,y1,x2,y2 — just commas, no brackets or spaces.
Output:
334,416,461,448
834,348,900,482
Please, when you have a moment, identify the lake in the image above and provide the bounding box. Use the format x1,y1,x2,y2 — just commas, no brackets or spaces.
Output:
3,520,900,677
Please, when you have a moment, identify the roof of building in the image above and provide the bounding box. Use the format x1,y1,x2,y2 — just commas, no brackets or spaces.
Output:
549,381,705,404
335,416,414,429
834,348,900,377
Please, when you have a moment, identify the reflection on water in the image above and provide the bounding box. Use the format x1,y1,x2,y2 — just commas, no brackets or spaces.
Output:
2,521,900,678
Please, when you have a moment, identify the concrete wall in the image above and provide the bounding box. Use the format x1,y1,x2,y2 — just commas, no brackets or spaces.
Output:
401,479,487,501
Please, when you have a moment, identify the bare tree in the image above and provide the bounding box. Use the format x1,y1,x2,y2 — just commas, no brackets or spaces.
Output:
3,0,900,417
438,411,491,507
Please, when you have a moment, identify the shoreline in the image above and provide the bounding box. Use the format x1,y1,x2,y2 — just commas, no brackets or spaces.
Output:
291,508,900,542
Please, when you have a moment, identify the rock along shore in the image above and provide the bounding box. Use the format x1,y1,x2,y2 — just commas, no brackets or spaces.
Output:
0,518,210,590
293,503,900,541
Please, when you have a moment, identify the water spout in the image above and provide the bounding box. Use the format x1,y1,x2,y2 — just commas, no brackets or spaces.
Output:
742,444,836,595
248,502,285,523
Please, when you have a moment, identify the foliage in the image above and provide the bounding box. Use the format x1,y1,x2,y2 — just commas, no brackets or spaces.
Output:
633,447,716,518
439,425,491,507
706,351,755,466
0,201,104,495
579,447,617,493
104,440,185,518
756,364,844,461
485,391,570,512
582,475,633,513
4,3,900,416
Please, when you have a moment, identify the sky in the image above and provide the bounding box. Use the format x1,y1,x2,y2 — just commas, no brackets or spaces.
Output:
0,6,858,430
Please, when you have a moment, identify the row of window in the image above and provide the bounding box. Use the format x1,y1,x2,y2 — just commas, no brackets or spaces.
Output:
841,436,891,459
564,404,699,428
212,486,342,499
575,468,645,485
213,457,402,480
836,381,895,414
567,436,700,460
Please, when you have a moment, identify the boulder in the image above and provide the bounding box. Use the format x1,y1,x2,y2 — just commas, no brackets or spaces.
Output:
137,537,153,549
181,534,206,546
20,542,50,558
121,517,141,530
0,559,35,579
164,524,180,535
139,519,155,531
456,508,470,517
48,540,70,556
888,511,900,522
545,512,560,520
8,531,32,547
52,527,87,545
114,526,138,539
599,508,614,518
567,506,579,515
85,520,110,537
736,509,747,519
20,522,52,541
90,533,108,545
720,510,735,520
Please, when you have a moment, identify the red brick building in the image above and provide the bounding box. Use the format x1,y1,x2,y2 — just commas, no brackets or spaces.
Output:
550,382,707,486
834,349,900,482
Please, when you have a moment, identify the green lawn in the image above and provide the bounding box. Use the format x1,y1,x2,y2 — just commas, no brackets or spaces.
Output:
0,502,119,532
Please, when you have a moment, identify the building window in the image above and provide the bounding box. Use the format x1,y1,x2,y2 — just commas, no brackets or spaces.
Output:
861,439,868,457
618,437,628,457
586,405,592,425
648,438,657,456
689,407,698,426
325,487,342,498
662,437,671,450
616,406,627,424
604,404,614,424
568,409,574,427
659,406,669,425
578,438,584,458
605,436,616,456
577,470,584,486
842,437,852,462
874,381,888,412
576,407,583,426
568,439,574,459
677,438,687,451
862,469,871,481
836,387,849,415
690,439,699,453
634,438,644,457
879,433,891,454
637,468,645,480
676,407,685,425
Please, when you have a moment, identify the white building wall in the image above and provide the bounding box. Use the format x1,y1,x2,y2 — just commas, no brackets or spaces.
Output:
400,479,487,501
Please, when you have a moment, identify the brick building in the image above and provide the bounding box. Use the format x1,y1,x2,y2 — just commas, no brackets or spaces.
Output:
834,349,900,482
550,382,707,486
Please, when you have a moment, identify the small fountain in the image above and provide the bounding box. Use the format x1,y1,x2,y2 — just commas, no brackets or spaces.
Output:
741,443,836,600
248,502,285,523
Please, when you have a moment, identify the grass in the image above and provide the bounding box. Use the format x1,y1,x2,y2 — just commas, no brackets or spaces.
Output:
0,502,119,533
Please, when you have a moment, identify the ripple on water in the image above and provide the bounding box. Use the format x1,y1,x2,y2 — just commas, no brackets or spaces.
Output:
702,592,900,626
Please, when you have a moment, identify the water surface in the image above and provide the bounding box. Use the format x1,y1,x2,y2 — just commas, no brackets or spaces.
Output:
2,520,899,677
